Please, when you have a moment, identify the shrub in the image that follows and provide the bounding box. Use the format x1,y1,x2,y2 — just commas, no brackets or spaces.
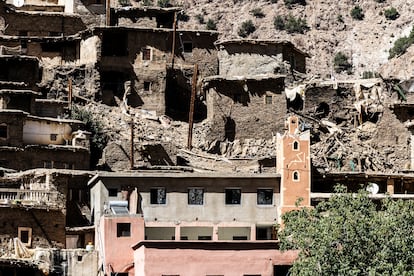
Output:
274,14,309,34
238,20,256,37
118,0,130,6
178,11,189,22
250,8,265,18
71,105,108,168
334,52,352,73
362,71,379,79
206,19,217,30
142,0,152,5
270,0,277,3
384,7,399,20
157,0,171,7
351,6,364,20
196,14,205,24
389,26,414,59
337,14,344,23
284,0,306,8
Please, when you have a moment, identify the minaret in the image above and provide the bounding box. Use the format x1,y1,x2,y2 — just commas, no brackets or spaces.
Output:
276,116,311,222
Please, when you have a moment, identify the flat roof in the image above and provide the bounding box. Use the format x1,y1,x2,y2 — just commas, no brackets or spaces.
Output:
203,74,286,82
89,26,220,35
0,89,41,95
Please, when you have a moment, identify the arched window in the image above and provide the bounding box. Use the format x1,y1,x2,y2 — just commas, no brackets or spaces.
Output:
293,140,299,151
293,171,300,182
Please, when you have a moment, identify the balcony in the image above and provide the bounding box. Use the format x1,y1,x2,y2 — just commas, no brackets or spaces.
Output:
0,188,60,209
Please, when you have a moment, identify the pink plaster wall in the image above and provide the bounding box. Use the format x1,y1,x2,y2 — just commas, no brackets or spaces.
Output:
100,216,145,275
134,245,298,276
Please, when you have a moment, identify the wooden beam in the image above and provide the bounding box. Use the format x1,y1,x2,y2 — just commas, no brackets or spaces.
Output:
187,64,198,150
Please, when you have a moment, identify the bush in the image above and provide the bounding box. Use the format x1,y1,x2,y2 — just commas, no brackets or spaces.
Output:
250,8,265,18
71,105,108,168
284,0,306,8
142,0,152,5
118,0,130,6
389,26,414,59
206,19,217,30
270,0,277,3
238,20,256,37
178,11,189,22
362,71,379,79
274,14,309,34
157,0,171,7
334,52,352,73
196,14,205,24
351,6,364,20
384,7,399,20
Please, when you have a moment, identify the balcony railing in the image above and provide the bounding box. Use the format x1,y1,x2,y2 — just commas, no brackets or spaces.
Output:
0,188,60,208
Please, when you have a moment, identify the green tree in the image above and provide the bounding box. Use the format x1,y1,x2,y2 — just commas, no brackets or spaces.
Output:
206,19,217,30
333,52,352,73
384,7,399,20
157,0,171,7
71,105,108,168
279,187,414,275
351,5,364,20
389,26,414,59
250,8,265,18
238,20,256,37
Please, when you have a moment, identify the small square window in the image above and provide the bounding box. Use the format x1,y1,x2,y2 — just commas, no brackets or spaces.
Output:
183,42,193,53
265,95,273,104
19,31,28,36
257,189,273,205
43,161,53,169
142,48,151,61
293,171,300,181
116,223,131,237
50,134,57,141
18,227,32,247
150,188,166,204
293,141,299,151
143,81,151,92
0,125,7,139
108,188,118,197
188,188,204,205
225,188,241,205
233,236,248,240
198,236,212,240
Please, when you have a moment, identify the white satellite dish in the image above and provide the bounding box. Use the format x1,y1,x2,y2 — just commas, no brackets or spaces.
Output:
13,0,24,8
366,183,379,195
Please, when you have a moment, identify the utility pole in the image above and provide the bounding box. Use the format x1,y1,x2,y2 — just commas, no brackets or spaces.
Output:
187,63,198,150
170,11,177,69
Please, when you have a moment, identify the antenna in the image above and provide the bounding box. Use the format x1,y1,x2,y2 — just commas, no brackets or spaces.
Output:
13,0,24,7
366,183,379,195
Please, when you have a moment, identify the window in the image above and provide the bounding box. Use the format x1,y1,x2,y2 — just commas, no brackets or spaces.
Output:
116,223,131,237
18,31,28,36
225,188,241,205
142,47,151,61
183,41,193,53
233,236,248,240
143,81,151,92
257,189,273,205
43,161,53,169
18,227,32,247
49,32,62,36
265,95,273,104
102,31,128,56
111,273,128,276
293,140,299,151
188,188,204,205
50,134,57,141
0,125,7,139
198,236,212,240
108,188,118,197
293,171,300,181
150,188,166,204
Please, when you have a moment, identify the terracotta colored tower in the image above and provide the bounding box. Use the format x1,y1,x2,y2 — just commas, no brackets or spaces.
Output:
277,116,311,221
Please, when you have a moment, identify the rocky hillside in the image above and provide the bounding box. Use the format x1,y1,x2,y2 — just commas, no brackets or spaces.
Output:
172,0,414,80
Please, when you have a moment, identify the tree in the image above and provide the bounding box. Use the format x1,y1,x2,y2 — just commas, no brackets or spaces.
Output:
384,7,399,20
206,19,217,30
333,52,352,73
389,26,414,59
279,187,414,275
351,6,364,20
238,20,256,37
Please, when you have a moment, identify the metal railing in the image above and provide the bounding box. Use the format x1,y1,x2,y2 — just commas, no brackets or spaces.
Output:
0,188,60,207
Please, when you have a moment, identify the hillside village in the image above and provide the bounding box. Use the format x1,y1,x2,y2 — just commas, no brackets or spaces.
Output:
1,0,414,275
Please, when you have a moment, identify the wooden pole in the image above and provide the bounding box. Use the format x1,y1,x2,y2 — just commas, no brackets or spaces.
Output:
130,117,134,170
106,0,111,26
187,64,198,150
68,78,72,112
170,11,177,68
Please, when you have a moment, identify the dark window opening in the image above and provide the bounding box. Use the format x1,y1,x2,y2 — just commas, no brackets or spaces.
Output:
77,255,83,262
225,188,241,205
183,42,193,53
43,161,53,169
108,188,118,197
188,188,204,205
293,171,300,181
265,95,273,104
41,43,63,52
18,31,28,36
150,188,166,204
116,223,131,237
143,81,151,91
224,116,236,142
0,125,7,139
257,189,273,205
20,231,29,243
49,32,62,36
198,236,212,240
274,265,291,276
142,48,151,60
20,41,27,49
111,273,128,276
50,134,57,141
293,141,299,150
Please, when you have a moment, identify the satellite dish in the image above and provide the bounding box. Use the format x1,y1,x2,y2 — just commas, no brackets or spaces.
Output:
366,183,379,195
13,0,24,8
